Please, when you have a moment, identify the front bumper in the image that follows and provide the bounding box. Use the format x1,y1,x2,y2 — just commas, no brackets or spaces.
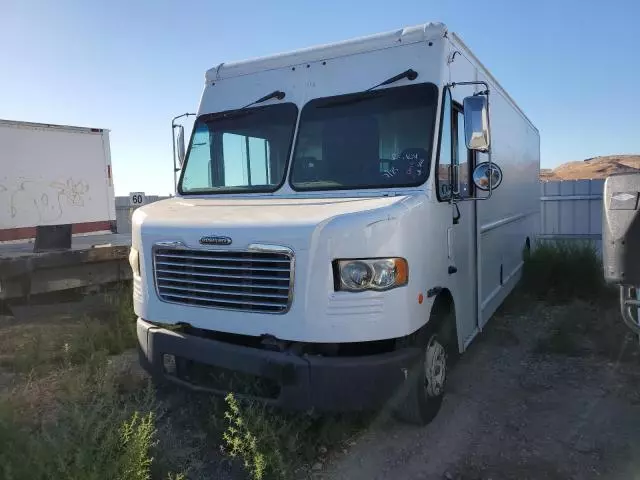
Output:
137,318,422,411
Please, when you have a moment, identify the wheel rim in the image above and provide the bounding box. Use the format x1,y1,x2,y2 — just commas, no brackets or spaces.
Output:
424,336,446,397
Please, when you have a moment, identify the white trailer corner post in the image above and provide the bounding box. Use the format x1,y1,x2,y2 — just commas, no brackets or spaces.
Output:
0,119,116,242
134,22,540,424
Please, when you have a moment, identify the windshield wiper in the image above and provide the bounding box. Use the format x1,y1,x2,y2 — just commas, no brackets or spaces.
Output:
200,90,287,122
318,69,419,108
241,90,286,109
365,69,418,92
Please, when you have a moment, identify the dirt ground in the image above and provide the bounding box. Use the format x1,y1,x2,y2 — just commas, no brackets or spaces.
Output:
2,291,639,480
321,298,640,480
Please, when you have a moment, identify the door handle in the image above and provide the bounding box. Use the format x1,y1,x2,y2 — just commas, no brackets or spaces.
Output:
452,163,460,196
452,202,461,225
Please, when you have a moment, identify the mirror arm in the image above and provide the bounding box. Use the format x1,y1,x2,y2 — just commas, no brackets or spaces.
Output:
447,80,490,92
171,113,196,193
484,90,494,201
172,112,196,125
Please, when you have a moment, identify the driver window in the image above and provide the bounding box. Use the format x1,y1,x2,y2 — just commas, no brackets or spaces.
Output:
454,107,472,198
437,90,453,200
182,125,212,190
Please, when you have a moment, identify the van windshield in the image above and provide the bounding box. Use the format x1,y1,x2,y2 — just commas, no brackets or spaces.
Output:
179,103,298,194
290,83,438,191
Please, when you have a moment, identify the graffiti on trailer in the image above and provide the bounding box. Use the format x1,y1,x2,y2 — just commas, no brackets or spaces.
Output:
0,178,90,224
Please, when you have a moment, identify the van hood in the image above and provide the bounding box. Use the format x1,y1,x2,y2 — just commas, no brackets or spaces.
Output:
139,196,406,227
134,195,415,251
138,195,410,226
132,195,416,250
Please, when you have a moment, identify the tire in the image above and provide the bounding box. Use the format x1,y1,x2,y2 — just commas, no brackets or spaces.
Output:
394,309,454,425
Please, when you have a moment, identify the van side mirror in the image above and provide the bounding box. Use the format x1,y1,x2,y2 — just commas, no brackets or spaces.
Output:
175,125,186,167
463,95,490,152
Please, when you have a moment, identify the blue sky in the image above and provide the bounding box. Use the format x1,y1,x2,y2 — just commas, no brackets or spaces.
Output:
3,0,639,195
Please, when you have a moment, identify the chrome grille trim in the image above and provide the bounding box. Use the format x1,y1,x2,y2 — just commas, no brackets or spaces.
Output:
155,260,290,272
155,252,290,264
153,243,294,314
159,284,290,299
154,276,290,290
155,268,289,283
161,293,286,309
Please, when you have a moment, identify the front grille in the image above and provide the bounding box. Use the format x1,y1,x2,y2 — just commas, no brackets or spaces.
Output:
154,247,293,313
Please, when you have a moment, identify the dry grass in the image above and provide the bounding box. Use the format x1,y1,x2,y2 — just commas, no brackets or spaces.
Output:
520,241,639,363
534,300,640,364
0,285,186,480
522,240,612,304
0,287,137,376
0,352,161,480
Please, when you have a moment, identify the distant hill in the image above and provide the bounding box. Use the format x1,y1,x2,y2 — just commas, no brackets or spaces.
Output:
541,155,640,181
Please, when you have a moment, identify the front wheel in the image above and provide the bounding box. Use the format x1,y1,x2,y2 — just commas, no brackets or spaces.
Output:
394,333,448,425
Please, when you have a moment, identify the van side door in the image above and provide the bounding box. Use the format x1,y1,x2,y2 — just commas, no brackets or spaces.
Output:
436,88,478,349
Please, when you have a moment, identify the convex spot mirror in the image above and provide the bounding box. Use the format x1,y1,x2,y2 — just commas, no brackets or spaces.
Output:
472,162,503,191
463,95,490,152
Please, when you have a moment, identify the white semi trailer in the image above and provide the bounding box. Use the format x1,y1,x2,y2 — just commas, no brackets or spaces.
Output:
132,22,540,424
0,119,116,242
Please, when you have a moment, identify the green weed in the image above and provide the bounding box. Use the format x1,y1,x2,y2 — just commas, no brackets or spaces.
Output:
119,411,157,480
223,393,290,479
221,393,369,479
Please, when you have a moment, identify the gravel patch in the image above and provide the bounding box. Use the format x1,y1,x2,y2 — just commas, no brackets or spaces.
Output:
320,300,640,480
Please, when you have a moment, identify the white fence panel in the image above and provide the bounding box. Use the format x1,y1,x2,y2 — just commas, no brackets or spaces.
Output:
539,179,604,253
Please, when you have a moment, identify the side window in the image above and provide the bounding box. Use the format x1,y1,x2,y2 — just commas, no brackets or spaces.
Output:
454,108,472,198
221,133,270,187
437,90,453,200
181,129,272,190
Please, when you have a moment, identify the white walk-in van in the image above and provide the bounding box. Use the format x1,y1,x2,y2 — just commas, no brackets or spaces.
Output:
133,22,539,424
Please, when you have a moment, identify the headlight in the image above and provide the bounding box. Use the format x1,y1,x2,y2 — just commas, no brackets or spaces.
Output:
335,258,408,292
129,247,140,276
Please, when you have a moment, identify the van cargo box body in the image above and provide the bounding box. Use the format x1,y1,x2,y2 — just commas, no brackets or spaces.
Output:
134,23,540,416
0,120,116,241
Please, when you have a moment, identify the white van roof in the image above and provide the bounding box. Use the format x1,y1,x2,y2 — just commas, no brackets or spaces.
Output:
206,22,447,82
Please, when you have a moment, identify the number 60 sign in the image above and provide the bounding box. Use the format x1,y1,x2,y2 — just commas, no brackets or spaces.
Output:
129,192,146,206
